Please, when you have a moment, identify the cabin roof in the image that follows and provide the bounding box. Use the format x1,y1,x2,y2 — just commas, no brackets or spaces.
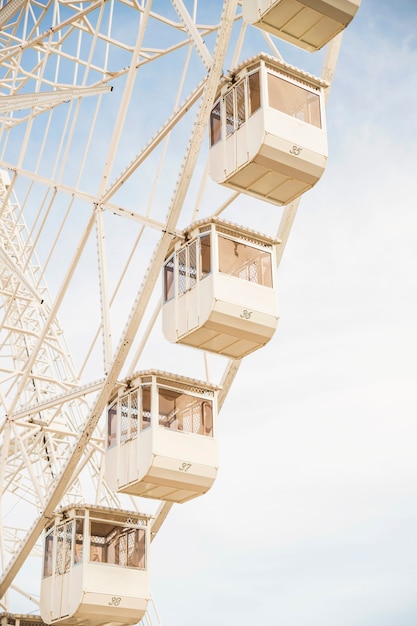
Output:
217,51,329,94
51,502,152,523
169,217,281,253
109,369,221,404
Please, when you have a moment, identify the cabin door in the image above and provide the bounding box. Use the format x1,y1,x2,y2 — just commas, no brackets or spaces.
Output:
52,522,72,619
225,82,248,176
177,241,199,337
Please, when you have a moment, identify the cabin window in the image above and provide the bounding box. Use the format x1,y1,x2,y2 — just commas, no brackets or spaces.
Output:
199,233,211,279
74,518,84,565
210,100,221,146
178,247,187,295
163,232,212,301
112,385,151,446
224,78,247,137
188,240,197,289
225,90,234,137
177,242,196,294
210,71,261,147
55,521,73,575
89,520,146,569
43,519,84,576
202,401,213,436
164,254,175,301
218,235,273,287
236,80,246,129
176,240,198,296
176,235,211,283
141,385,151,430
248,70,261,115
120,392,136,444
120,393,132,444
43,529,54,577
107,401,117,448
158,386,213,437
267,72,321,128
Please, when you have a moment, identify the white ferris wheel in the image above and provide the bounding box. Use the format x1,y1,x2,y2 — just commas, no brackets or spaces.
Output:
0,1,361,624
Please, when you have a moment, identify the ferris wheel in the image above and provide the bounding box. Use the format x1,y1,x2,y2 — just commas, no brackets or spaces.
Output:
0,0,361,623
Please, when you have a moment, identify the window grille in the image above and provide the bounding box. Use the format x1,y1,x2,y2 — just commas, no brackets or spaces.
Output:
120,394,129,444
188,240,197,289
130,390,139,439
55,523,72,575
178,248,187,295
225,90,234,136
236,80,246,128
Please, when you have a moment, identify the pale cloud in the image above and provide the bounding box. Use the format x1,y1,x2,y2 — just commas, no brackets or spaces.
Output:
149,3,417,619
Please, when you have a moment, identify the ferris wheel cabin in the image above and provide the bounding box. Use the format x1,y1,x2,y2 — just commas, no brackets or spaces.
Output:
162,218,280,358
242,0,361,52
40,505,150,626
105,370,219,504
209,53,328,206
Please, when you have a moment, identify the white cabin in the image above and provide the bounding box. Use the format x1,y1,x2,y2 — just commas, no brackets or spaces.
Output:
242,0,361,52
40,505,150,626
162,218,280,358
105,370,219,504
209,53,328,206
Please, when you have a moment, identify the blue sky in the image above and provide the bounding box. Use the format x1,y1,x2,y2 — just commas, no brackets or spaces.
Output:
149,3,417,625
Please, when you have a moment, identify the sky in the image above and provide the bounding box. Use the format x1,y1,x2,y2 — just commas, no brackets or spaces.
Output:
149,2,417,625
2,1,417,624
